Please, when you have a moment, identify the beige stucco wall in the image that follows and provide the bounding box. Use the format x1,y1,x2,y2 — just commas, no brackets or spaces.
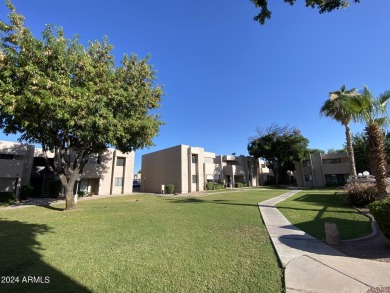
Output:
0,178,16,193
187,146,205,192
0,159,24,179
95,149,134,195
142,145,184,193
0,141,35,196
142,145,218,194
203,152,222,182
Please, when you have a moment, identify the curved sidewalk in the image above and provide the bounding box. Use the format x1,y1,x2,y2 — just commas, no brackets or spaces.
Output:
258,190,390,293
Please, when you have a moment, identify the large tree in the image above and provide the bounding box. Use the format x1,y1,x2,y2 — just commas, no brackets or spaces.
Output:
349,86,390,199
251,0,361,25
0,1,163,209
320,85,358,178
248,124,309,184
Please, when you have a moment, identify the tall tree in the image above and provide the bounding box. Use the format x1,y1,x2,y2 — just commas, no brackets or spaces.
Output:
251,0,361,25
320,85,358,178
0,1,163,209
248,124,309,184
349,86,390,198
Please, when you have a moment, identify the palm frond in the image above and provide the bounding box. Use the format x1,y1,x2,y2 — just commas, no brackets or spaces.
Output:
374,117,390,127
378,90,390,112
320,85,358,125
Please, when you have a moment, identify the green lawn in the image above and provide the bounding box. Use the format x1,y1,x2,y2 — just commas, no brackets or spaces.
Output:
276,189,372,240
0,188,285,293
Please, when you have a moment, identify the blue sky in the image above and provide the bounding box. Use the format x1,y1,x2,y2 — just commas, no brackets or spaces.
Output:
1,0,390,172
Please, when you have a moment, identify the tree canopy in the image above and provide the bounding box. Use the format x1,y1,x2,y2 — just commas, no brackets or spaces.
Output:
251,0,361,24
248,124,309,184
320,85,359,177
0,1,163,209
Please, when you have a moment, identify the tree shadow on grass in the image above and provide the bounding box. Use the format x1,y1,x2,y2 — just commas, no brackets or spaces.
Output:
289,217,372,241
166,198,257,207
291,193,345,206
39,205,64,211
278,192,361,216
276,193,373,241
0,218,91,293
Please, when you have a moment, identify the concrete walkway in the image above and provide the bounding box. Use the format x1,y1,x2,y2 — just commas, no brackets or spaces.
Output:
258,189,390,293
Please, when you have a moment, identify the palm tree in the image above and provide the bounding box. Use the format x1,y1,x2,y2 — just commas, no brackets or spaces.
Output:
349,86,390,198
320,85,358,177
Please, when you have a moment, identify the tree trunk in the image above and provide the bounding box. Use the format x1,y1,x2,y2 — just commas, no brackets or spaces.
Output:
345,124,357,177
60,173,79,210
366,123,388,198
272,164,279,185
65,190,76,210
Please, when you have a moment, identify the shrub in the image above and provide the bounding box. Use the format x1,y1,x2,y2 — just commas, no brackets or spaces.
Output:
0,192,16,203
78,191,86,197
235,182,246,188
205,183,225,190
341,182,377,207
165,184,175,194
20,185,34,200
214,184,224,190
205,183,214,190
369,198,390,238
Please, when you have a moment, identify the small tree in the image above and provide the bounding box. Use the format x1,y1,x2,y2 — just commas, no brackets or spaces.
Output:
248,124,309,184
0,1,163,210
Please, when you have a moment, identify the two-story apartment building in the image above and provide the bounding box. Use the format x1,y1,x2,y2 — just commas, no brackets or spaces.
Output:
141,145,259,194
295,152,350,187
0,140,134,198
34,148,135,196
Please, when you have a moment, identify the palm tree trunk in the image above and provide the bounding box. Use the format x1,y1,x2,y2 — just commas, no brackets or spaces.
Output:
366,123,388,198
345,124,357,177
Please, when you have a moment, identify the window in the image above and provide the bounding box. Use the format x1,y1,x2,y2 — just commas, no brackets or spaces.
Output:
116,158,125,166
0,154,13,160
191,155,197,164
302,160,311,167
192,175,197,183
114,177,123,186
304,175,313,181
